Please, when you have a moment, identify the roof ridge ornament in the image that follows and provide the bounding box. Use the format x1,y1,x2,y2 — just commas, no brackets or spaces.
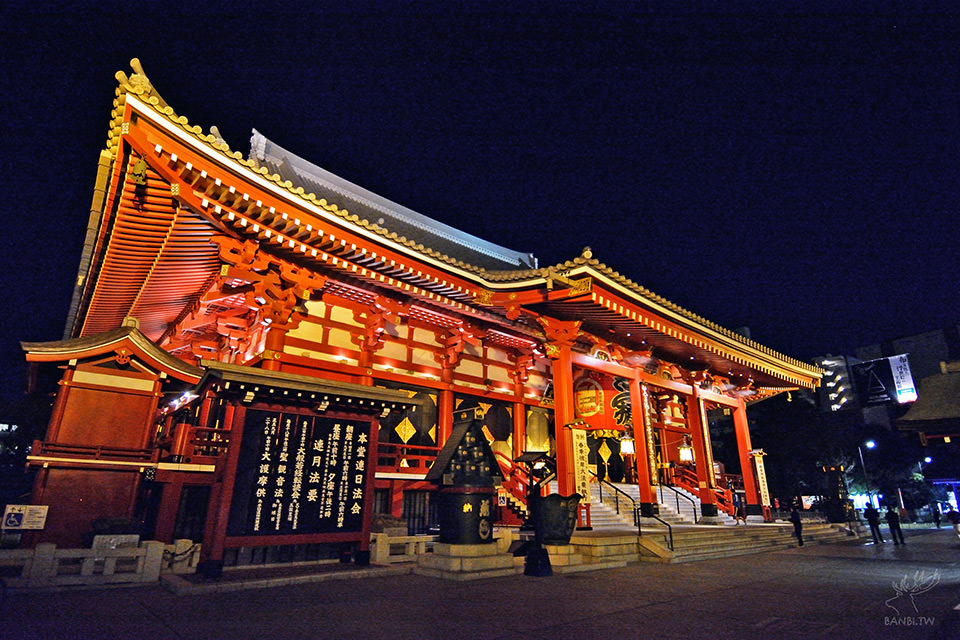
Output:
115,58,169,110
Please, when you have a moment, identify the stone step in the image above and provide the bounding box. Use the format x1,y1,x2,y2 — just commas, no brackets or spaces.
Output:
553,559,628,574
671,542,795,563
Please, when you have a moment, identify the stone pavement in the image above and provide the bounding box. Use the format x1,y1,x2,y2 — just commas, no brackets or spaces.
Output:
3,526,958,640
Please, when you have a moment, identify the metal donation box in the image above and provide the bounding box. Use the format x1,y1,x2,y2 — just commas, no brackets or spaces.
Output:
426,406,503,544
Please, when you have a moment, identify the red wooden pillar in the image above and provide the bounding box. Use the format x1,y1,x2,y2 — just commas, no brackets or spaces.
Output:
262,327,286,371
686,386,718,517
733,397,762,516
553,347,576,495
435,328,464,447
438,386,454,446
630,376,658,515
509,355,530,461
153,478,182,544
539,318,581,496
512,401,526,461
198,402,243,577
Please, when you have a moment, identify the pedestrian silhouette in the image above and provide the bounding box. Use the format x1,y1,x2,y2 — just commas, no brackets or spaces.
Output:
885,506,905,545
864,505,884,544
789,506,803,546
946,506,960,539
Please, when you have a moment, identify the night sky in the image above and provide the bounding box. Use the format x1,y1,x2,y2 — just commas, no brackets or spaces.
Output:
2,2,958,399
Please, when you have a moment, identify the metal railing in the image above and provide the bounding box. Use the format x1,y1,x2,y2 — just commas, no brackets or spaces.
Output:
658,482,699,524
642,512,675,551
591,473,673,550
592,472,636,521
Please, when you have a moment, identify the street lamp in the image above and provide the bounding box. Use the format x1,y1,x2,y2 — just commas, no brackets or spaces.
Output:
858,440,876,507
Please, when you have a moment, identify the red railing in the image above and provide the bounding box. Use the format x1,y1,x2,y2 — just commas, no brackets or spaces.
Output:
674,464,699,496
31,440,158,462
719,473,744,491
376,442,441,474
715,486,734,516
493,452,529,525
184,427,230,461
672,465,737,516
494,452,530,500
717,473,744,516
168,424,230,464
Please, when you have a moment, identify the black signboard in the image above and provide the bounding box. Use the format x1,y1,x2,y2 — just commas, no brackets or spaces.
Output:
227,410,371,537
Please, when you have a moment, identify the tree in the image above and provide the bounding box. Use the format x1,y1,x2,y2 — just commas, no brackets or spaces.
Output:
0,391,54,508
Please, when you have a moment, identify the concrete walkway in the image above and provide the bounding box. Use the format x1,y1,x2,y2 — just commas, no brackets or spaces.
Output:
3,527,958,640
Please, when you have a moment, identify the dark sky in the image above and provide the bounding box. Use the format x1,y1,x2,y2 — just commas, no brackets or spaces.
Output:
2,2,958,398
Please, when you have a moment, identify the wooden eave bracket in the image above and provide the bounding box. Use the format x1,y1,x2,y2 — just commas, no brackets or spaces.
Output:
545,270,593,295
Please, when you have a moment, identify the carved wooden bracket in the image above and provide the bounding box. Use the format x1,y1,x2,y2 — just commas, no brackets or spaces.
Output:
351,296,408,353
538,317,581,359
433,322,486,370
507,347,537,385
681,370,710,386
212,236,327,332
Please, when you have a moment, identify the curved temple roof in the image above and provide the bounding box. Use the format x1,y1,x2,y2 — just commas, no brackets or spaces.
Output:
249,131,538,272
63,59,820,392
22,325,204,383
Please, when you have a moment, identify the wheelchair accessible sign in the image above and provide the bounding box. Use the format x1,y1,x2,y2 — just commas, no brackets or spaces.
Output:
2,504,48,530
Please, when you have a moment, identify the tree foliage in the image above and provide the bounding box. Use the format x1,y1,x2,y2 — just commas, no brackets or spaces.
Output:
745,391,935,510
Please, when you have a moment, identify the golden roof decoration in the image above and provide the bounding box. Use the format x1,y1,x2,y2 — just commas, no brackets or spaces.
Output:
481,248,819,375
104,60,818,379
108,59,497,278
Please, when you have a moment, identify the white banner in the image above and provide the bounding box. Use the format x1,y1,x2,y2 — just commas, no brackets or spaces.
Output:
753,456,770,507
571,428,591,502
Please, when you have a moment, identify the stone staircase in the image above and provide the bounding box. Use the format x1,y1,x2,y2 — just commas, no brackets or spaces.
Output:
650,484,738,525
586,482,737,528
547,481,713,530
536,481,857,564
658,522,854,562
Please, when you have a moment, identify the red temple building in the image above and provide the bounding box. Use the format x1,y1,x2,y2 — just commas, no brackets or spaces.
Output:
21,60,820,567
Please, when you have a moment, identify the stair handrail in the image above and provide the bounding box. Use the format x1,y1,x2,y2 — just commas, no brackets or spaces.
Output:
658,482,699,524
591,474,675,550
590,471,636,522
644,512,674,551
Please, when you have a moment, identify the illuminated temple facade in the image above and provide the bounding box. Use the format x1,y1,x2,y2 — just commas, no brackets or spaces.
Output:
22,61,820,562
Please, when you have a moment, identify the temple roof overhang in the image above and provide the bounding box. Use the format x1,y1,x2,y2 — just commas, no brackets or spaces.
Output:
897,362,960,434
196,361,422,414
475,252,821,389
250,131,537,272
65,60,819,392
22,325,204,383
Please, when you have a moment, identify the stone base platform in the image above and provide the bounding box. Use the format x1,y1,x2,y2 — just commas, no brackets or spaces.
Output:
569,531,640,566
545,543,627,574
413,542,523,581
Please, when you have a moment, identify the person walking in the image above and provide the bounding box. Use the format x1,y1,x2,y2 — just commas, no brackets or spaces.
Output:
885,506,906,545
734,502,746,525
864,504,884,544
946,506,960,539
789,506,803,546
932,505,941,529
